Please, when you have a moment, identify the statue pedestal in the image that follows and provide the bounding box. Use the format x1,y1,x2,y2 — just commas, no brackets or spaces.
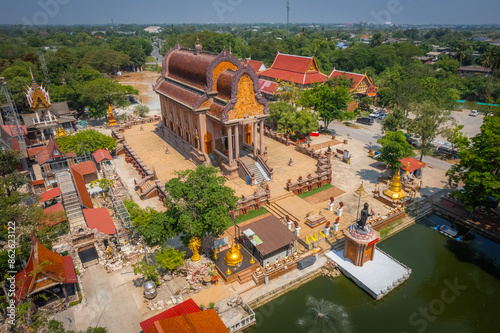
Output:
343,225,380,267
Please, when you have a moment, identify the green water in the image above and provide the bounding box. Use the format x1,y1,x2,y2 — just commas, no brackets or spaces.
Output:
246,215,500,333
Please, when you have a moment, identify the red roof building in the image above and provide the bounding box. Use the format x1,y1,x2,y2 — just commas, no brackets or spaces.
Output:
0,125,28,152
399,157,427,173
259,53,327,86
15,242,77,302
83,207,117,235
92,149,113,164
259,79,279,96
70,163,94,209
140,299,202,333
146,309,229,333
328,68,378,97
42,202,66,226
35,138,76,165
245,58,266,73
40,187,61,203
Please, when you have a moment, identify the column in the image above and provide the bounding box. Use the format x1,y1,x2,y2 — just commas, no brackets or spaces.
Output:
227,126,233,166
234,124,240,160
259,120,264,155
198,114,207,154
253,122,258,155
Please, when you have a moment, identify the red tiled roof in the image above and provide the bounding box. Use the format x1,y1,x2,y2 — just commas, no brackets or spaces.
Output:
246,59,265,73
1,125,27,137
83,208,116,235
36,138,76,165
360,34,372,39
399,157,427,173
259,53,327,85
92,149,113,164
15,242,75,301
259,79,278,95
62,256,77,284
146,309,229,333
27,146,46,159
40,187,60,202
70,164,93,209
140,299,201,333
42,202,66,226
71,161,97,176
328,69,365,88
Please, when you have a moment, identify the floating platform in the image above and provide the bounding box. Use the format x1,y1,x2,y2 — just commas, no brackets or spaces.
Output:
325,249,411,300
436,224,459,238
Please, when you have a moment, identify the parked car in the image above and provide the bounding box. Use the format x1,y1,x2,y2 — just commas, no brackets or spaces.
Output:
437,146,459,157
369,110,380,118
469,110,478,117
356,117,374,125
378,113,387,120
406,137,419,147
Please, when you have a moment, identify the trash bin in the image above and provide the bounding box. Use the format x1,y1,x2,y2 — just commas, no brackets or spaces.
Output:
143,281,157,299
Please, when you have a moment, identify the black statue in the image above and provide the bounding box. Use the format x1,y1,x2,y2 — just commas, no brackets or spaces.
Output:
357,203,372,230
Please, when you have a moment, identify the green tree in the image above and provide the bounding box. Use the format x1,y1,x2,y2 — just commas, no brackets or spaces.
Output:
381,108,406,133
155,247,185,271
407,102,452,161
298,84,352,128
132,261,161,285
376,131,415,172
370,32,385,48
442,123,468,154
447,117,500,213
273,79,303,103
133,104,150,118
162,165,238,245
55,129,117,155
79,48,130,73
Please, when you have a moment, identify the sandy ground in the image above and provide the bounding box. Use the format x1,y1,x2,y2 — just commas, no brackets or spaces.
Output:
112,71,161,112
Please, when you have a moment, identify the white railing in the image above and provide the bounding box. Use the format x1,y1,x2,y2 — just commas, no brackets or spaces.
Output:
228,306,256,332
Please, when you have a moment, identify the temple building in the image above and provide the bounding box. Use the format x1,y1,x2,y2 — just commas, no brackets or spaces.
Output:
21,75,76,145
154,42,271,180
258,53,328,92
328,68,378,99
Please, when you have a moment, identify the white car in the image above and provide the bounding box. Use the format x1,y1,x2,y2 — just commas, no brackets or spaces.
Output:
469,110,478,117
369,110,380,118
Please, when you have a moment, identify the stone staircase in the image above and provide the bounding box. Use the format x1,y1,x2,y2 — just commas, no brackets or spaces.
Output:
56,171,87,234
240,155,269,185
331,236,346,252
265,202,301,225
237,269,255,285
136,179,156,199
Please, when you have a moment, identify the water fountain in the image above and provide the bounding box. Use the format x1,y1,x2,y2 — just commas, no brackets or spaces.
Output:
297,296,352,333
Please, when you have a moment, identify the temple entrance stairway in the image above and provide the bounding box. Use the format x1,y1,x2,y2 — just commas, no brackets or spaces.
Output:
56,171,87,234
239,155,269,185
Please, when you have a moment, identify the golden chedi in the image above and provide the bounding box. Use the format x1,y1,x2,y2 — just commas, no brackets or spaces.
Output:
224,242,243,266
383,169,407,201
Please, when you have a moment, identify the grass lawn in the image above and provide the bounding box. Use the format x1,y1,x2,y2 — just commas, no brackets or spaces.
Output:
379,218,403,239
233,207,269,225
146,56,157,63
298,183,334,199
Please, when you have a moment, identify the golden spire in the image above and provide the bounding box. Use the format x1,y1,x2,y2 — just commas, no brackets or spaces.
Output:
383,169,407,201
353,183,368,199
108,104,117,127
406,161,411,175
213,248,218,260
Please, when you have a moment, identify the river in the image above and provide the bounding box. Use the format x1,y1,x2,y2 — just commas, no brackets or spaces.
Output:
246,214,500,333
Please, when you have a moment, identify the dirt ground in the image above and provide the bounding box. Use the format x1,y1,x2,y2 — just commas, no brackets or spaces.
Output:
112,71,160,110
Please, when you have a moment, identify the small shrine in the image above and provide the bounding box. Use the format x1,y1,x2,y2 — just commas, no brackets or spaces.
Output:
224,242,243,267
108,104,118,127
213,238,258,284
383,169,407,203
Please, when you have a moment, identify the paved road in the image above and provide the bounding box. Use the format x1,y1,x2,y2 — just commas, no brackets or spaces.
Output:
147,46,163,65
327,118,455,171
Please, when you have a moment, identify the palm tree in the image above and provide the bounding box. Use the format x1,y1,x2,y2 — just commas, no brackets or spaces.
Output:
370,32,384,48
454,42,472,64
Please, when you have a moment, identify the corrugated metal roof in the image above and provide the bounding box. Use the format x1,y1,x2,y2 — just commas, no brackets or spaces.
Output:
140,299,201,333
240,215,296,256
40,187,60,202
146,308,229,333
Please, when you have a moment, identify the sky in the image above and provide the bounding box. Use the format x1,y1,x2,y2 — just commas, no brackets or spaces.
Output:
1,0,499,26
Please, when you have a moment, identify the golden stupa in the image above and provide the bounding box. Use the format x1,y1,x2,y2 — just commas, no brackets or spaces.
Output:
224,242,243,267
108,104,117,127
383,169,407,201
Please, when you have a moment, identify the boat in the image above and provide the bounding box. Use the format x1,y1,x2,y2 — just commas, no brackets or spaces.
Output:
435,224,460,239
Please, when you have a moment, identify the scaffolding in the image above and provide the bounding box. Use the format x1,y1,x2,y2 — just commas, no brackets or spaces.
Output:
0,77,27,158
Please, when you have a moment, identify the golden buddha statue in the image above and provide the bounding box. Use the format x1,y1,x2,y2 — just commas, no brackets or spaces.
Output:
224,242,243,267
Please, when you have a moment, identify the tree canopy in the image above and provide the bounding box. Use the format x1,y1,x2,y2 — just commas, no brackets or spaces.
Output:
55,129,117,155
268,102,319,135
376,131,415,172
162,165,238,245
447,116,500,213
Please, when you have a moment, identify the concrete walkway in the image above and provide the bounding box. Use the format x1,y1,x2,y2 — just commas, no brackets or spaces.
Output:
54,265,144,333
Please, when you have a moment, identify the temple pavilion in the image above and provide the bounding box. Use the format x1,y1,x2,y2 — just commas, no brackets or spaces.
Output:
154,42,272,181
328,68,378,99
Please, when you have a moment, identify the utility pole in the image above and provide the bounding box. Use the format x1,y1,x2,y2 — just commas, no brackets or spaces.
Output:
286,0,290,38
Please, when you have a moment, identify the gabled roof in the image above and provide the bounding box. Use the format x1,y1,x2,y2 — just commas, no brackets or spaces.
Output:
70,164,94,209
245,59,266,73
1,125,27,137
92,149,113,164
146,309,229,333
259,79,278,95
50,101,71,117
140,299,201,333
399,157,427,173
40,187,61,202
258,53,327,85
328,68,377,95
70,161,97,176
36,138,76,165
42,202,66,226
15,242,76,301
83,208,116,235
27,145,47,159
26,76,51,110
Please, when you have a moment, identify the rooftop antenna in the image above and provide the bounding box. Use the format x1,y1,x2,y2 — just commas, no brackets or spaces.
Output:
286,0,290,38
111,17,114,27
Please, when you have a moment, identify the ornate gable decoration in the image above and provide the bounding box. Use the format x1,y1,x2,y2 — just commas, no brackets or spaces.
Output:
26,76,51,111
